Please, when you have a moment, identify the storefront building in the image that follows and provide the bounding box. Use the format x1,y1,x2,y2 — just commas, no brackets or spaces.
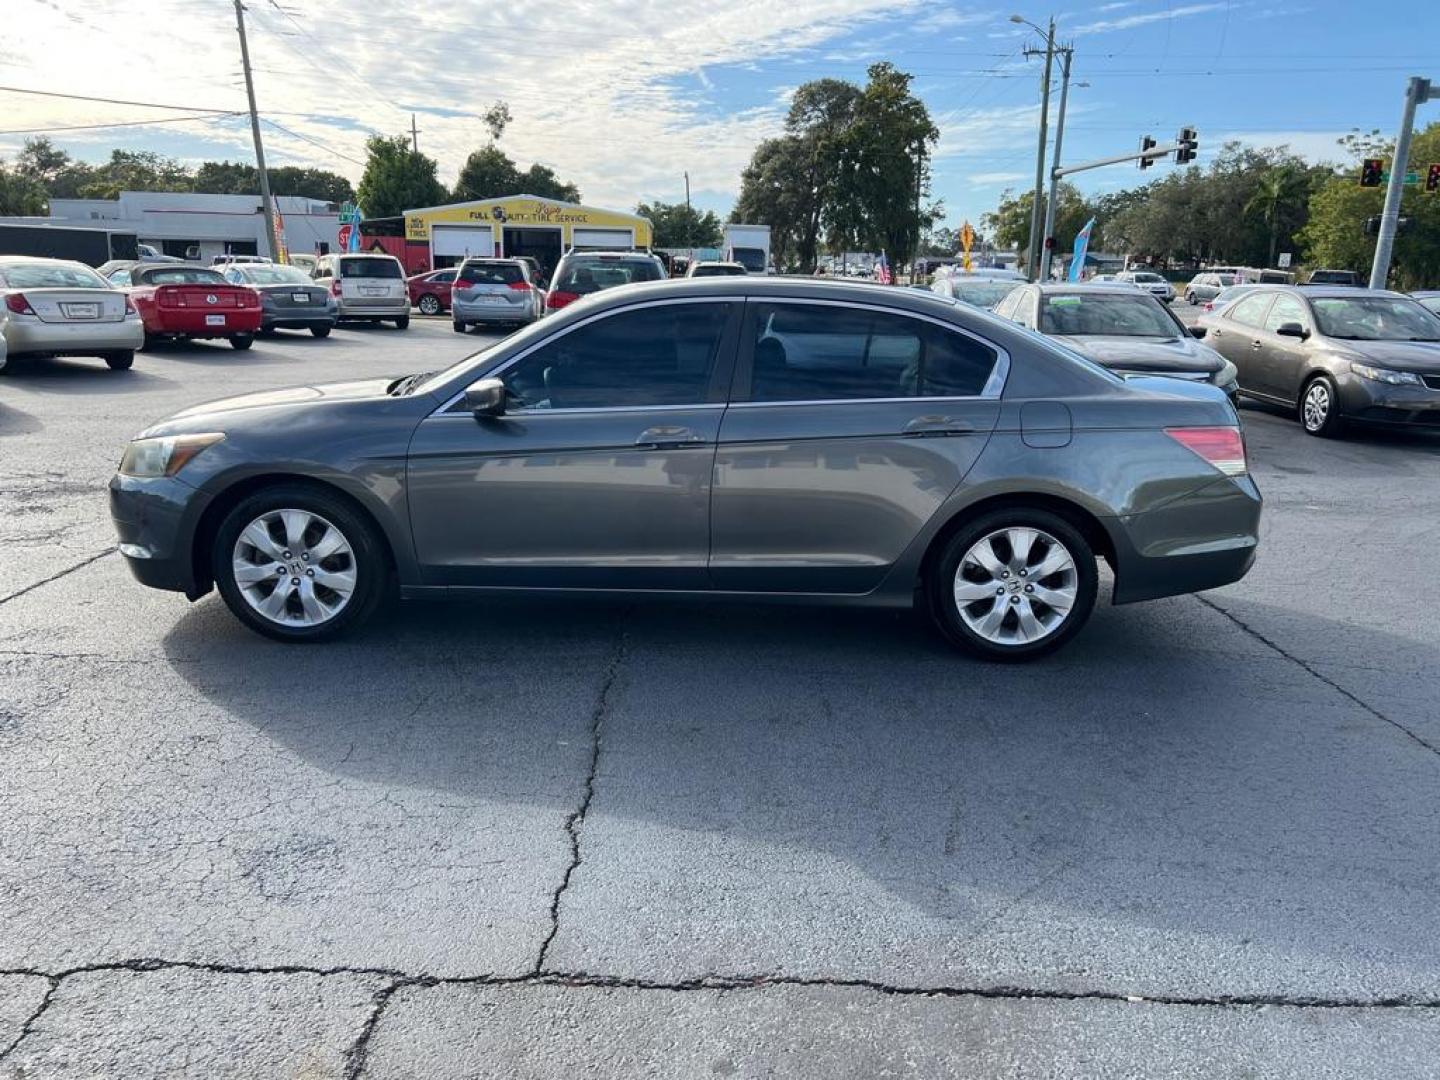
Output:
400,195,653,277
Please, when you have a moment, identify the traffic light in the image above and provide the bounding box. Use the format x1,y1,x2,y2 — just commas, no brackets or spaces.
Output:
1427,163,1440,193
1360,159,1384,187
1175,126,1199,164
1138,135,1157,170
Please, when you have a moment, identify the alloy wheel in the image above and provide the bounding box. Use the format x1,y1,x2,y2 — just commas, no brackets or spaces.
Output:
953,527,1078,646
1302,380,1330,432
231,508,357,627
418,294,440,315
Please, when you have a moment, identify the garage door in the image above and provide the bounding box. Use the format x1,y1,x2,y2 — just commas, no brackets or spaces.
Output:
432,225,494,259
571,227,633,250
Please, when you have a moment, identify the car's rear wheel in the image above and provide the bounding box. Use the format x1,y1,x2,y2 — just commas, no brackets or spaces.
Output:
213,485,387,642
393,314,409,330
140,332,160,351
104,350,134,371
453,320,467,333
230,333,254,351
417,294,441,315
929,509,1098,662
1300,373,1343,437
310,325,331,338
1185,290,1196,304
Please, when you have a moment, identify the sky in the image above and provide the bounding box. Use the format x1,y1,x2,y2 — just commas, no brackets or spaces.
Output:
2,0,1435,233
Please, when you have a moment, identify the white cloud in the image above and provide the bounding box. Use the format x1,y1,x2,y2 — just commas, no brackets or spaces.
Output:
1072,3,1225,34
1211,130,1349,164
968,171,1027,184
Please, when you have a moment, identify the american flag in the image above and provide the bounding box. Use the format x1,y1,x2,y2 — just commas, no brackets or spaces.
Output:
875,251,893,285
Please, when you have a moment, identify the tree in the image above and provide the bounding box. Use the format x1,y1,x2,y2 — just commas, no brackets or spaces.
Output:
356,134,446,218
483,102,512,142
635,200,722,248
452,145,581,203
193,161,354,203
732,136,808,270
1245,166,1308,268
0,160,47,216
516,162,581,203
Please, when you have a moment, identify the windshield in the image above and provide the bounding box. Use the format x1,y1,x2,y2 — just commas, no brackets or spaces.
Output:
140,267,227,285
243,266,311,285
1130,273,1164,284
1040,293,1181,337
1311,296,1440,341
951,280,1019,308
340,258,402,279
0,263,109,289
556,258,662,294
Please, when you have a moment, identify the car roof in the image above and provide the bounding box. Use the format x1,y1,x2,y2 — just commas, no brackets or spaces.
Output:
1031,283,1153,295
0,255,93,269
1247,284,1409,301
552,275,985,317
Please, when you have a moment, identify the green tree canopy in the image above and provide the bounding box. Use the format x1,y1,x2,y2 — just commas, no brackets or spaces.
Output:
635,200,723,248
452,144,581,203
356,134,446,218
192,161,354,203
0,159,47,216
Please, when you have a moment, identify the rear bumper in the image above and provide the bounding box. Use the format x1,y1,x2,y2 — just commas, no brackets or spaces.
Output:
147,310,262,336
453,295,538,323
4,317,144,355
337,297,408,319
1110,474,1262,604
109,473,207,597
261,312,338,331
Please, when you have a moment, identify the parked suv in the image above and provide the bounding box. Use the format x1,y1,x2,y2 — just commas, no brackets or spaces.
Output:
545,250,667,312
311,253,409,328
1116,271,1175,302
451,258,541,332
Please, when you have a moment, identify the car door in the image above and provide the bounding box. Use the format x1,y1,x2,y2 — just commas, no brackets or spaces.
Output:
1208,291,1275,395
1257,293,1313,403
406,298,741,589
709,299,1005,593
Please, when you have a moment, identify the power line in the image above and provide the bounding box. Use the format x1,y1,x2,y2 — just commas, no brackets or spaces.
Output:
261,117,366,168
0,84,242,113
0,111,244,137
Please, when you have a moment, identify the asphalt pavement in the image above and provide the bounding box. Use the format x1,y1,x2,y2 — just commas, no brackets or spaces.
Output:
2,315,1439,1078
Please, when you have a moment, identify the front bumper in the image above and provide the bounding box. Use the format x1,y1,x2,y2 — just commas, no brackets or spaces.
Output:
109,473,207,597
1110,474,1261,604
4,316,144,356
1338,375,1440,427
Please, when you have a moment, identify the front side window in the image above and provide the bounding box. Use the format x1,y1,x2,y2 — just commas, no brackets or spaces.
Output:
746,303,998,402
500,302,732,410
1264,295,1309,333
1228,292,1275,328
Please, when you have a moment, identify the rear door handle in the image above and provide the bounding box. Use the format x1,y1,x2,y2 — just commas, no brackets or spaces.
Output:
903,415,976,437
634,425,706,449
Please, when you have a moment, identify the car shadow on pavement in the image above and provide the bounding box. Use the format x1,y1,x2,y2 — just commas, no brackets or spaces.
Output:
156,590,1440,993
1,358,174,392
0,401,44,435
141,341,306,367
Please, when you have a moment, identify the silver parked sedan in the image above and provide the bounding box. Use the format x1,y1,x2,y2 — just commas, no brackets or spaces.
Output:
110,277,1260,661
0,257,144,372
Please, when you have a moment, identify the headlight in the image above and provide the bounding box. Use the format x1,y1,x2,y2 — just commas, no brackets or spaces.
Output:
1350,361,1421,386
119,433,225,478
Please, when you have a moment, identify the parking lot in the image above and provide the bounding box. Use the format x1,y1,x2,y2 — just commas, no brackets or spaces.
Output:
3,315,1440,1076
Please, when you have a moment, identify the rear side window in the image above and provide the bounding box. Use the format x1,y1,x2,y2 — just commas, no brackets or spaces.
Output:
746,303,998,402
1228,292,1274,327
340,258,401,279
458,261,524,285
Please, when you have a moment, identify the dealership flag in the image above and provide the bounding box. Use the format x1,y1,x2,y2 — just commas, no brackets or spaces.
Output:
876,251,893,285
1068,217,1096,282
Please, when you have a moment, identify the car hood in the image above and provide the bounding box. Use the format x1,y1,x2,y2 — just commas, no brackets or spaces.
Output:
1053,334,1225,374
1325,338,1440,373
148,378,397,430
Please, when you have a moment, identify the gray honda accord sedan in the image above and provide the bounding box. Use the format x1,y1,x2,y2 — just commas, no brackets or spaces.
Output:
110,277,1261,660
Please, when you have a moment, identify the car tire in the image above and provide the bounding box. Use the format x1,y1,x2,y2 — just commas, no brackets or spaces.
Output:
310,325,332,338
394,315,410,330
417,294,441,315
1299,373,1344,438
1185,291,1196,305
140,332,160,352
104,350,134,371
928,508,1098,662
453,321,467,333
212,484,389,643
230,333,254,351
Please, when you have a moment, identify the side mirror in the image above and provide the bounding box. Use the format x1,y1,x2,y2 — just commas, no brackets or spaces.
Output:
1275,321,1308,339
464,377,507,418
1189,325,1208,339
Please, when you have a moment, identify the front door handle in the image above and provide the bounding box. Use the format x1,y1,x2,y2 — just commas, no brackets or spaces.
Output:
903,415,976,437
634,425,706,449
1250,340,1263,350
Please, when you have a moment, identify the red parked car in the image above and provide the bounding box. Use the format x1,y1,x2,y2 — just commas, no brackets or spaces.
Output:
407,268,456,316
102,262,262,350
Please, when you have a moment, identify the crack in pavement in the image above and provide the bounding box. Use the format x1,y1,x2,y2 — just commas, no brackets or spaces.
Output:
0,975,58,1062
343,979,406,1080
1197,595,1440,759
0,549,115,608
533,619,631,976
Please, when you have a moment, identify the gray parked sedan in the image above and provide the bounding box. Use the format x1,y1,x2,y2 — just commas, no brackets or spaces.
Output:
110,277,1260,660
1199,285,1440,436
220,262,338,337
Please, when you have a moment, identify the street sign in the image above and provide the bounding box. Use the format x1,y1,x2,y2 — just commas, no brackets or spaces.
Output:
1379,170,1421,185
1277,252,1292,269
337,224,353,249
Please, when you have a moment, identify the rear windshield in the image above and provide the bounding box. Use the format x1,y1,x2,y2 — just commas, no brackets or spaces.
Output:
139,267,227,285
0,263,109,289
730,247,766,273
690,264,747,277
242,266,311,285
1040,293,1181,337
557,258,663,294
340,258,402,279
951,280,1019,308
458,262,525,286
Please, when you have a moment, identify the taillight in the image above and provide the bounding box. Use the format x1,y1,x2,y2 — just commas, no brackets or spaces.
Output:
124,296,138,315
508,281,532,291
330,279,342,297
240,288,260,309
546,290,579,309
5,292,34,315
157,286,183,308
1166,426,1247,477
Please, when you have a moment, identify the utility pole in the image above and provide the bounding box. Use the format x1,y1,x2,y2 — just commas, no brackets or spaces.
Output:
1017,14,1056,281
684,171,691,211
1370,76,1432,290
411,113,421,153
233,0,279,262
1039,46,1074,283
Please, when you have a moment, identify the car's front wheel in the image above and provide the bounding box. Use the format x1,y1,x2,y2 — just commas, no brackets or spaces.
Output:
1300,373,1344,437
417,294,441,315
213,485,388,642
929,509,1098,662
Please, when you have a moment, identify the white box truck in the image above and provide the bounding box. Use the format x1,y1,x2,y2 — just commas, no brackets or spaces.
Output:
723,224,771,274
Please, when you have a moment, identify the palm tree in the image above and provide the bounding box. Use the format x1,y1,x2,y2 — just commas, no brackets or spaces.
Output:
1245,167,1306,268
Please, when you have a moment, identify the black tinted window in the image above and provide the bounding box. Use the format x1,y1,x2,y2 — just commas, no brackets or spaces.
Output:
502,303,731,409
747,304,997,402
340,258,401,279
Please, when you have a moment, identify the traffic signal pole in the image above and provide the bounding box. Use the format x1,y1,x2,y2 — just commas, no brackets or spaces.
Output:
1370,76,1431,290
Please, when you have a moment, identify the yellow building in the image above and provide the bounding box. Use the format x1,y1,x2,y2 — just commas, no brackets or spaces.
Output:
403,195,653,276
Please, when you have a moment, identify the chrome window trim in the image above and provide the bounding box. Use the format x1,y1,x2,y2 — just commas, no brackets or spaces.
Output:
741,296,1011,402
430,295,740,417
